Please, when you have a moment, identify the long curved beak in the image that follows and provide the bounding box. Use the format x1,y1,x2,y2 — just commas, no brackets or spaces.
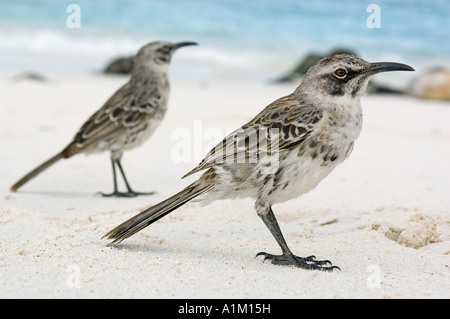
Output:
362,62,415,76
173,42,198,50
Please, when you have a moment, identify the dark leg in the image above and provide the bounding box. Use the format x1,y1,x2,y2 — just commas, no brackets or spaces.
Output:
115,159,155,197
98,158,121,197
256,205,339,271
98,158,155,198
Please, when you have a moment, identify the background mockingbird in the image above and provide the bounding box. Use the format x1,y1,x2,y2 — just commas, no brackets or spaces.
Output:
10,41,197,197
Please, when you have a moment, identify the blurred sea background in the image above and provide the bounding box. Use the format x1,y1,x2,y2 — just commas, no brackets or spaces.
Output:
0,0,449,81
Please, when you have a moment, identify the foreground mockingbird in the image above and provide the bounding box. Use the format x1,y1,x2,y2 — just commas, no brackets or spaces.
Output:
104,55,414,270
10,41,197,197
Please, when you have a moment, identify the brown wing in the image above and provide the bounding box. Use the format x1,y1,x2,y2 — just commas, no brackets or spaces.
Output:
62,80,162,157
183,94,323,178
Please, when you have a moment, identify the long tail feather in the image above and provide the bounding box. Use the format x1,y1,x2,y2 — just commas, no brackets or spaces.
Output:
10,152,64,192
103,181,213,246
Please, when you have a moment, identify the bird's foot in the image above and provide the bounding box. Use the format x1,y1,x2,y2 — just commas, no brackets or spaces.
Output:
97,190,156,198
256,252,340,272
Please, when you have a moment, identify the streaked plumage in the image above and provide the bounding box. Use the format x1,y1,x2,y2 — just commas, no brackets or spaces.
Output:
104,55,414,270
10,41,197,196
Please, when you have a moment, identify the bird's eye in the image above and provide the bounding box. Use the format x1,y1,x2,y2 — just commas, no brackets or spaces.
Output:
334,68,347,78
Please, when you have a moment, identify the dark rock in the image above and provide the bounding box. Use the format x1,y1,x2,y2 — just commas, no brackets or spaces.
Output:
407,67,450,101
11,72,48,83
366,81,406,95
103,56,134,74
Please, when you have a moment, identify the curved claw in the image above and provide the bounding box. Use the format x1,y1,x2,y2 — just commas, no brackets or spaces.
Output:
256,251,339,271
303,256,333,266
330,265,341,271
255,252,272,261
311,259,333,266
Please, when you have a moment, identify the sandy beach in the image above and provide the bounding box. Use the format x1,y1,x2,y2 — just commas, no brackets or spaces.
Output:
0,69,449,299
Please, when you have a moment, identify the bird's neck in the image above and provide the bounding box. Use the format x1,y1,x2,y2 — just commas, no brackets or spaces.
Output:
131,58,170,77
131,66,169,87
293,88,363,128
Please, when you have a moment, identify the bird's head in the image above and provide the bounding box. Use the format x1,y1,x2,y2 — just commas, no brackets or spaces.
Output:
133,41,197,72
296,54,414,100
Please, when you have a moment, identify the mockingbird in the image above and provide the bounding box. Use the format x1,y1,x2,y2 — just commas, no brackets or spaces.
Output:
10,41,197,197
104,54,414,270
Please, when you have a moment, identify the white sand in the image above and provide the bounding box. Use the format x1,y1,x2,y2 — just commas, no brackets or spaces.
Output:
0,71,449,299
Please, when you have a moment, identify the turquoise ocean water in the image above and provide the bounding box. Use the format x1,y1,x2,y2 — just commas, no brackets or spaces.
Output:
0,0,449,79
